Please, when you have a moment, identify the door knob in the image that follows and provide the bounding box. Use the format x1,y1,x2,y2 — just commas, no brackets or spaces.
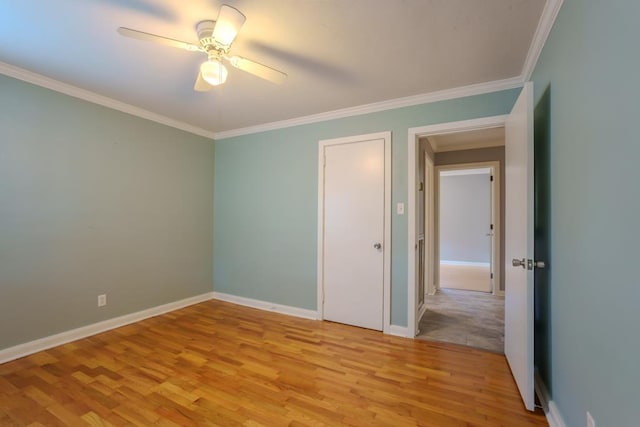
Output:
373,243,382,250
530,260,546,269
512,258,546,270
512,258,526,268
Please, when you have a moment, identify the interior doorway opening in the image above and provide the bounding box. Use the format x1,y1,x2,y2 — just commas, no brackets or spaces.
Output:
411,121,506,353
408,84,536,410
437,163,500,295
439,167,493,293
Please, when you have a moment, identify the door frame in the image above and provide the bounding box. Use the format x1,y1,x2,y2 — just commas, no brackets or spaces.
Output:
434,161,501,295
425,153,435,297
317,131,392,333
407,115,508,338
416,152,435,324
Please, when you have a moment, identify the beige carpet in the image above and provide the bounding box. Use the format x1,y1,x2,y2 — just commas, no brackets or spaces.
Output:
417,289,504,353
440,262,491,292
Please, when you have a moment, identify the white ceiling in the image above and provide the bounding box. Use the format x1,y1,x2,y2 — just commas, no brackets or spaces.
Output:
0,0,546,136
426,126,505,152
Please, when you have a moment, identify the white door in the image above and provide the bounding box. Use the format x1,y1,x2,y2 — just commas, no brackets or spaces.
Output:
321,137,385,330
504,82,535,410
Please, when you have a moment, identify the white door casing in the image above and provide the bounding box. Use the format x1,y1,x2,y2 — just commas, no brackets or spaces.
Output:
425,152,435,296
436,163,499,294
407,115,508,338
504,82,535,411
317,132,391,332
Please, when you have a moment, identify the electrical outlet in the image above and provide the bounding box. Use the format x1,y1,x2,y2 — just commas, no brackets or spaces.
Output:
587,411,595,427
97,294,107,307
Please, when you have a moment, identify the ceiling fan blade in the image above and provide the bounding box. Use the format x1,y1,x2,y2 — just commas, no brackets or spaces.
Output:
194,71,213,92
212,5,246,48
225,55,287,84
117,27,202,52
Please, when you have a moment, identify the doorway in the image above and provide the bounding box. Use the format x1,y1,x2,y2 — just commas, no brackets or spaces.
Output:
437,162,500,295
423,156,504,353
408,84,537,410
316,132,391,332
408,118,508,351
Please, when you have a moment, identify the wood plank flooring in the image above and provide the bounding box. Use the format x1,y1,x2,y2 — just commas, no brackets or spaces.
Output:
0,300,547,426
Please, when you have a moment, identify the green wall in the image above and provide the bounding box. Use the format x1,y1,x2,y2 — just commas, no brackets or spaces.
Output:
531,1,640,425
213,89,519,326
0,75,215,350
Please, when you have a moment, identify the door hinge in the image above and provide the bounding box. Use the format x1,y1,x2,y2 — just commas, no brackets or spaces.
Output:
490,175,494,182
491,273,494,279
490,224,494,230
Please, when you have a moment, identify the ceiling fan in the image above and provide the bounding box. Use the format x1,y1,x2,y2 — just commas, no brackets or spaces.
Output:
117,4,287,91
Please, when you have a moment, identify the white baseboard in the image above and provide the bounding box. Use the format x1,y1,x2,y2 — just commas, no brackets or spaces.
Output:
212,292,319,320
440,260,490,267
418,303,428,322
0,292,214,364
387,325,409,338
535,370,567,427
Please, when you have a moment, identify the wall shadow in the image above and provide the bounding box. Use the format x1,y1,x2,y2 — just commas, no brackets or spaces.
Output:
533,84,552,393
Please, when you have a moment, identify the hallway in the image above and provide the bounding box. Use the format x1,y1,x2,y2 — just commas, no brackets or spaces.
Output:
417,289,504,353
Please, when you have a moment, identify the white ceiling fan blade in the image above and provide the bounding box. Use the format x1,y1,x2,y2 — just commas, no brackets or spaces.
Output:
225,55,287,84
117,27,202,52
212,5,246,48
194,71,213,92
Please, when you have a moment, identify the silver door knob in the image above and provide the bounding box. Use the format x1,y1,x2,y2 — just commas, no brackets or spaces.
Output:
512,258,526,268
513,258,546,270
373,243,382,250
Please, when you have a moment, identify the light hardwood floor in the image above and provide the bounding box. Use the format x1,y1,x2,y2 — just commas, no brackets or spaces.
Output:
0,300,546,426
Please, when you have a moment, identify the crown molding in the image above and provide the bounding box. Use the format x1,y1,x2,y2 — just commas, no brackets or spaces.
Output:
213,76,523,140
521,0,565,81
2,1,562,142
0,61,216,140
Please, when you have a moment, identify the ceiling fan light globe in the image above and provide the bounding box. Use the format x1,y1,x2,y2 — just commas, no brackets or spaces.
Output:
212,5,246,47
200,60,228,86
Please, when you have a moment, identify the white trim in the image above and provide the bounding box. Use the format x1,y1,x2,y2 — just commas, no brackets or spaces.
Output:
430,139,504,153
0,61,217,140
0,292,214,364
419,116,509,142
425,153,436,297
317,131,392,333
417,304,428,331
440,260,490,267
440,167,491,177
547,401,567,427
212,292,318,320
0,1,561,143
214,78,522,140
535,370,567,427
521,0,565,81
387,325,409,338
408,116,508,338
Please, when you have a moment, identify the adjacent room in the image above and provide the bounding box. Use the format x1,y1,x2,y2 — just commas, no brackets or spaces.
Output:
1,1,638,426
416,134,506,353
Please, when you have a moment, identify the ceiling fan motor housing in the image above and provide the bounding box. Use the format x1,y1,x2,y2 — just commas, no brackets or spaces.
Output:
196,20,224,54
